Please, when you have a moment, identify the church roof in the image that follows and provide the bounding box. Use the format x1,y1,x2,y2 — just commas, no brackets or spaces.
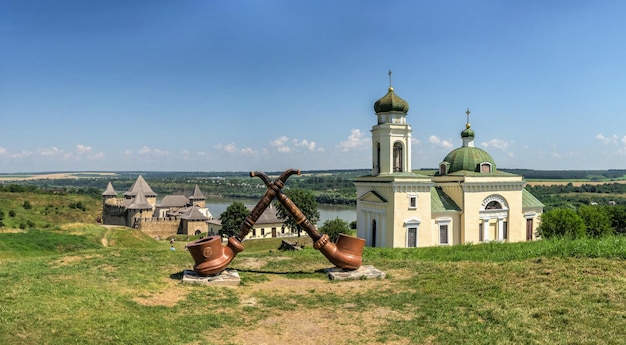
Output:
127,189,153,210
522,189,544,208
124,175,156,198
442,146,497,174
374,87,409,114
431,187,461,212
102,182,117,196
441,109,497,175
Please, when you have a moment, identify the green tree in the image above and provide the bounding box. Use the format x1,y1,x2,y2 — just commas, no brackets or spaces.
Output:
218,202,249,238
9,210,16,217
538,208,586,239
23,201,32,210
275,189,320,237
606,205,626,235
319,217,350,242
577,205,613,237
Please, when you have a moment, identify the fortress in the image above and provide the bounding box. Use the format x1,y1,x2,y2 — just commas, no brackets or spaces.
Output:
101,175,289,240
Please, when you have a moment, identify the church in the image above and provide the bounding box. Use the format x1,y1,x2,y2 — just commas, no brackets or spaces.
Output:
354,80,543,248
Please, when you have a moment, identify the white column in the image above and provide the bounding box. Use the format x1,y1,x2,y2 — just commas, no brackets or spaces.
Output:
483,218,490,242
497,217,504,241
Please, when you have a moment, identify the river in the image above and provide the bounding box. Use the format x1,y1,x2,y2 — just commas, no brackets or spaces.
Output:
204,198,356,225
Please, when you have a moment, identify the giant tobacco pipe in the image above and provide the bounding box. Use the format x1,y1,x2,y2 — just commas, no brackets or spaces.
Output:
188,169,300,275
187,169,365,276
252,171,365,271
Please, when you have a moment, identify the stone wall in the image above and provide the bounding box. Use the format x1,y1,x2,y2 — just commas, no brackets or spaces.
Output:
137,218,180,239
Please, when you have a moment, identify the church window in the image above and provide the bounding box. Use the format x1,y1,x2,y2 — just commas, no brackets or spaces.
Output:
480,162,492,173
261,228,265,236
439,224,449,245
407,227,417,247
393,142,403,172
371,219,377,247
503,221,508,240
409,195,417,209
485,201,502,210
439,163,447,176
376,143,381,174
252,229,256,236
479,222,483,242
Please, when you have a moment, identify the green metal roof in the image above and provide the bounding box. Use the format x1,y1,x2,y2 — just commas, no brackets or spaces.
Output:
443,146,496,174
522,189,544,208
374,87,409,113
431,187,461,212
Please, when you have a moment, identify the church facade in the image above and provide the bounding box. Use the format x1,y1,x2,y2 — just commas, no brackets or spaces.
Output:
355,82,543,248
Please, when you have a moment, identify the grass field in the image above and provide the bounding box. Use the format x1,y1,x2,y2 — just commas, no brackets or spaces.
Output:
1,225,626,345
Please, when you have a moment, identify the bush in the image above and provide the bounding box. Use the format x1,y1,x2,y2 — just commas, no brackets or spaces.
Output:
23,201,32,210
538,208,586,239
319,217,350,242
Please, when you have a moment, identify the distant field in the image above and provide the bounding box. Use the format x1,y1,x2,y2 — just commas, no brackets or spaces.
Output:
526,179,626,187
0,172,117,181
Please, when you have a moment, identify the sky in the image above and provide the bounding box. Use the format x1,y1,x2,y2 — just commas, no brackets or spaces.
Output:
2,1,626,173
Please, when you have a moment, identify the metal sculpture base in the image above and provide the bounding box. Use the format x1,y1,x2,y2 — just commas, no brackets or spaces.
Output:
182,269,240,286
325,265,386,281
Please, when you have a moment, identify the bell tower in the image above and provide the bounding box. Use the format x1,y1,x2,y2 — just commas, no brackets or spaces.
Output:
371,70,412,175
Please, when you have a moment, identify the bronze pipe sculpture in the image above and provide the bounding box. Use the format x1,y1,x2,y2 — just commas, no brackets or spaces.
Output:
254,172,365,270
187,169,365,276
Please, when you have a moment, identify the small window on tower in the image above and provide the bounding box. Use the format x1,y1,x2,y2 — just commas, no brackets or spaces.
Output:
409,196,417,209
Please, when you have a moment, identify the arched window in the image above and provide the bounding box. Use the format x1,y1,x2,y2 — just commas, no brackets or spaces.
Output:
376,143,381,174
393,142,403,172
485,201,502,210
480,162,492,173
371,219,377,247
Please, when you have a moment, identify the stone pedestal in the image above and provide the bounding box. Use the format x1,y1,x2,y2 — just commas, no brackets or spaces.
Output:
325,265,386,281
182,269,241,286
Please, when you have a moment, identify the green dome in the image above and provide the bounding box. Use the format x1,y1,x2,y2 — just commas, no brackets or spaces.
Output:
461,126,475,138
442,146,496,173
374,87,409,113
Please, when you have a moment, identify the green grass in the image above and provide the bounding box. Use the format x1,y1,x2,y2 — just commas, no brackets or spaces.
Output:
1,226,625,344
0,191,101,229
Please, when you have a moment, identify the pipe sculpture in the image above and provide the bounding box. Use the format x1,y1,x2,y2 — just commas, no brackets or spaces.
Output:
187,169,365,275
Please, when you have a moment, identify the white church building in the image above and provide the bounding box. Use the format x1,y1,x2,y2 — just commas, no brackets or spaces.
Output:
354,81,543,248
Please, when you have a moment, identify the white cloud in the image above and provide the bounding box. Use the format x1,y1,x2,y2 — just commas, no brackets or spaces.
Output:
88,152,105,160
481,138,509,151
39,147,62,156
138,146,151,154
428,135,453,149
293,139,317,151
76,144,92,153
0,147,6,155
337,129,369,152
596,133,618,145
270,136,289,147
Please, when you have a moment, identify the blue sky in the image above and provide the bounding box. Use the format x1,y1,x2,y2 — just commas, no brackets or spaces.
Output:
2,1,626,173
